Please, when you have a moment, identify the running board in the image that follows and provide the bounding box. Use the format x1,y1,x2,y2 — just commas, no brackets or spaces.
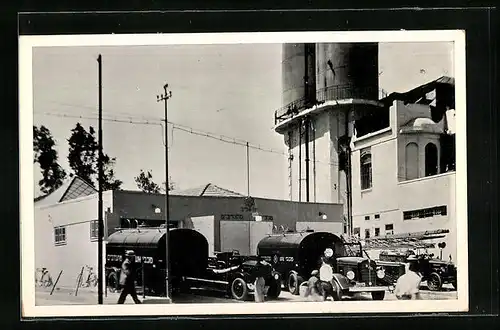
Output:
184,277,229,285
348,286,388,293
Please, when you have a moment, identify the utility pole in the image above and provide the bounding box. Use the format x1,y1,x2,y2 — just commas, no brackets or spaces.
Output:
345,107,353,236
246,142,250,196
157,83,173,303
97,54,104,305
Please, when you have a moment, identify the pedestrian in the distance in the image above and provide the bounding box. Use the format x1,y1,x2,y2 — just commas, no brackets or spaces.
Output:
117,250,142,304
254,276,266,302
254,259,268,303
394,256,422,300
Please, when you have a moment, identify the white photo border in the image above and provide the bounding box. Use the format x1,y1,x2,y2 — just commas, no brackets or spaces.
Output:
20,30,468,317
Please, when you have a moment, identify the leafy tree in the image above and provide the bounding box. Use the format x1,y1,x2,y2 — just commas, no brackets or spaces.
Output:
67,123,97,183
33,125,67,194
162,178,176,192
67,123,122,190
134,169,162,193
102,154,123,191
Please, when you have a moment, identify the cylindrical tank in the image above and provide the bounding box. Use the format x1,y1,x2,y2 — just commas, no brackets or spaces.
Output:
282,43,316,108
315,43,379,101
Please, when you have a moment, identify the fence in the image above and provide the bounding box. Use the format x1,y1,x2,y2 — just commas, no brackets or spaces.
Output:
274,85,388,125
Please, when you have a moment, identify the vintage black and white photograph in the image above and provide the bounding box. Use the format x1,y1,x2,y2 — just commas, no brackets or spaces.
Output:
20,31,468,317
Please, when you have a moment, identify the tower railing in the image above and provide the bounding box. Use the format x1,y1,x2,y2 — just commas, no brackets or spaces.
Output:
274,85,388,125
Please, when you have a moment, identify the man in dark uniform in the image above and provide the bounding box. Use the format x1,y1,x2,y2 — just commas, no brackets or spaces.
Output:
117,250,142,304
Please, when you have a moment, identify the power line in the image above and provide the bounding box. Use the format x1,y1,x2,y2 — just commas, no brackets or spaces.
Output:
35,110,339,166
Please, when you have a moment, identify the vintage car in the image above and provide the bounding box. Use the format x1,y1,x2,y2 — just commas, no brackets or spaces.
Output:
105,227,209,295
257,231,391,300
378,249,457,291
182,250,282,301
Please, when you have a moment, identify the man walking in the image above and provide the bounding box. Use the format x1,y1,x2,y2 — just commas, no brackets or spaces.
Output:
117,250,142,304
394,256,422,300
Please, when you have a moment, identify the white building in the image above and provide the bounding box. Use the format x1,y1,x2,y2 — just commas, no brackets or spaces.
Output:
350,77,456,260
34,176,343,291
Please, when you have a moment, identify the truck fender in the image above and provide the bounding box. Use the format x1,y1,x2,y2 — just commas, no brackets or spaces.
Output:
332,273,351,291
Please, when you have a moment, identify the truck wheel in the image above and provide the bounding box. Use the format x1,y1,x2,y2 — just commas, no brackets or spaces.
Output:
371,291,385,300
266,279,282,300
107,272,119,293
287,272,303,295
427,272,442,291
231,277,249,301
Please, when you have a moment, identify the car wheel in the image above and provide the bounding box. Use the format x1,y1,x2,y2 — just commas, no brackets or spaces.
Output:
371,291,385,300
107,272,119,293
266,279,282,300
287,272,303,295
427,272,443,291
230,277,249,301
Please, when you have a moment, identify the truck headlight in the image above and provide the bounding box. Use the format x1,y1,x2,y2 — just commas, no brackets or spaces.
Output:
274,274,279,280
346,270,355,280
324,248,334,258
376,268,385,279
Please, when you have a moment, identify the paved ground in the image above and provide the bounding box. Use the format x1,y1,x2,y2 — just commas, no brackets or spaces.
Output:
35,282,457,306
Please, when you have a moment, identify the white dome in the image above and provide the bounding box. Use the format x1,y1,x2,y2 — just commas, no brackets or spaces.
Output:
400,117,444,134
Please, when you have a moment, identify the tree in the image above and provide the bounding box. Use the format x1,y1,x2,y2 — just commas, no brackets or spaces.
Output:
67,123,122,190
134,169,162,193
67,123,97,183
33,125,67,194
34,125,67,194
162,178,176,192
102,154,123,191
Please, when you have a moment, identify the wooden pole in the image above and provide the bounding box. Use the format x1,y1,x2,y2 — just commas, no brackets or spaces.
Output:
246,142,250,196
97,54,104,304
50,270,63,295
75,266,84,297
141,256,145,299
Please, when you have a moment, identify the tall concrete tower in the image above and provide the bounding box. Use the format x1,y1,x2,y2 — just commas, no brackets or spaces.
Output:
274,42,382,234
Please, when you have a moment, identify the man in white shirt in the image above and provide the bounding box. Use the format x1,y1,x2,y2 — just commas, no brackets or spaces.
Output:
319,256,338,301
394,257,422,300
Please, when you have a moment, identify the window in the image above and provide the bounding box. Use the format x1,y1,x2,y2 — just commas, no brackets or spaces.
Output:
374,214,380,219
364,215,370,221
54,227,66,246
403,205,447,220
360,149,372,190
405,142,419,180
385,224,394,235
364,229,371,239
425,143,439,176
375,228,380,237
90,220,99,241
353,227,361,237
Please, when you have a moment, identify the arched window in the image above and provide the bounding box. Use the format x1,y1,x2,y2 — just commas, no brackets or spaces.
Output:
360,151,372,190
425,143,438,176
405,142,419,180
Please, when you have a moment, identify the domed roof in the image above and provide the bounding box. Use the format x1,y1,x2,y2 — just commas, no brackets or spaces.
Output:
399,117,444,134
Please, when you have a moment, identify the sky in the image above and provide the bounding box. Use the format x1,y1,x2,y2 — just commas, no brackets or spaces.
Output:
32,41,453,200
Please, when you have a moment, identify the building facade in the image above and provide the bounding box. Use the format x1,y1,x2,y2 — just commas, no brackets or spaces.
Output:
350,78,456,260
34,180,343,291
273,42,456,261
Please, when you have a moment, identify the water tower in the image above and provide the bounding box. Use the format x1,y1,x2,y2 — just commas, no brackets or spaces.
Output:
274,42,383,234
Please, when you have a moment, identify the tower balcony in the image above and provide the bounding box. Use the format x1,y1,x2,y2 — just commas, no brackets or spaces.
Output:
274,84,388,132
